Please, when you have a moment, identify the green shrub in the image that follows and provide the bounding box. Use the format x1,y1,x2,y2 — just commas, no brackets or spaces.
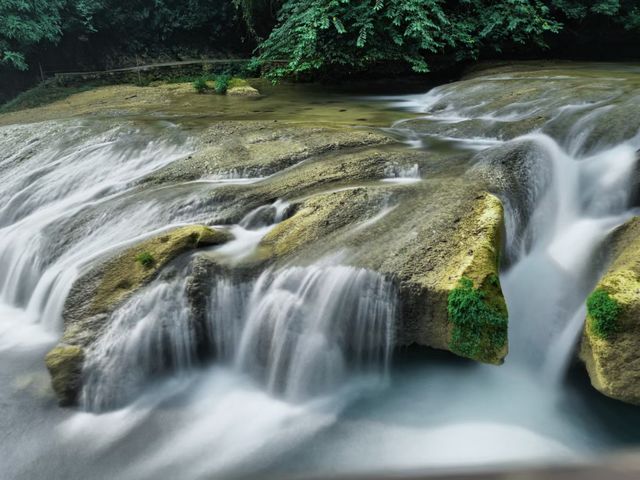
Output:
136,251,155,268
587,289,621,340
214,75,231,95
193,76,209,94
447,276,507,363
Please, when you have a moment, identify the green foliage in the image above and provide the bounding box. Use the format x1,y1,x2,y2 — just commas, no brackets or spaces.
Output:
0,0,240,72
135,251,155,268
191,74,233,94
255,0,562,79
587,289,621,340
214,74,231,94
193,76,209,93
0,0,65,70
233,0,281,38
1,0,640,84
447,276,508,363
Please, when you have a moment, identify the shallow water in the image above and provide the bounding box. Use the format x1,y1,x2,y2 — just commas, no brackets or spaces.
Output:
2,63,640,480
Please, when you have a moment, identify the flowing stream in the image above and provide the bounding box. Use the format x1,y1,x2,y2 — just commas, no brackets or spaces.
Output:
2,65,640,480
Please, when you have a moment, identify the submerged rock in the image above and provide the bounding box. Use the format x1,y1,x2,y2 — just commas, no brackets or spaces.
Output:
45,225,231,406
581,217,640,404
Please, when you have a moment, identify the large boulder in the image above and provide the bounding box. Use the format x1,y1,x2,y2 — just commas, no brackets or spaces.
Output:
258,186,508,364
580,217,640,404
46,225,231,406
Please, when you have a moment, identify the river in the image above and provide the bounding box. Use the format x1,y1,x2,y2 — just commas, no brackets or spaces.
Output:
2,63,640,480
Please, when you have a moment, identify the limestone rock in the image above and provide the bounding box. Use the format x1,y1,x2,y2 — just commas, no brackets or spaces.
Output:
45,345,84,407
258,187,508,364
581,217,640,404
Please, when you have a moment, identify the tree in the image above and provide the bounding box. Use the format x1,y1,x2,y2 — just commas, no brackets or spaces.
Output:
255,0,561,79
0,0,65,70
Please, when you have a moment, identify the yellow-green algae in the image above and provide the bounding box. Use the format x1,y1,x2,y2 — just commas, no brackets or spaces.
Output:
439,193,508,364
259,188,375,260
581,216,640,404
45,225,231,406
89,225,230,318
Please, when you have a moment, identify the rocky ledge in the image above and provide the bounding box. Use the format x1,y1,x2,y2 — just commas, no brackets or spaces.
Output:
45,225,231,406
44,116,511,406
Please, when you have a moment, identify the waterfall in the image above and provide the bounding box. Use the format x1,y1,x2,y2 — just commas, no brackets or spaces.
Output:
0,120,195,332
387,71,640,381
232,263,395,401
4,65,640,480
80,258,397,411
81,277,196,411
500,134,637,372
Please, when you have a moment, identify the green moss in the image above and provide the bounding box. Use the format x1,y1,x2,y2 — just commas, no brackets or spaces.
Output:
447,276,508,363
587,289,621,340
135,251,155,268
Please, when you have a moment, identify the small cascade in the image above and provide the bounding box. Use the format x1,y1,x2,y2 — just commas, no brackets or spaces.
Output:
500,133,637,372
232,262,396,401
382,162,421,183
0,120,194,331
80,258,396,411
81,276,195,411
388,71,640,380
215,199,291,260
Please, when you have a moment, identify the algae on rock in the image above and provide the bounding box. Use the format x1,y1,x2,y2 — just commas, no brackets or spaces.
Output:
44,345,85,407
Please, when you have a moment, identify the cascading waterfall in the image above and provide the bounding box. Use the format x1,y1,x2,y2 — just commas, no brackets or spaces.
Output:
232,262,395,401
501,134,638,374
4,66,640,480
80,257,396,411
388,70,640,380
0,120,197,333
80,276,197,411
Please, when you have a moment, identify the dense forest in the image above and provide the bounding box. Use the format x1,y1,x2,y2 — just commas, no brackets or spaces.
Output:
1,0,640,100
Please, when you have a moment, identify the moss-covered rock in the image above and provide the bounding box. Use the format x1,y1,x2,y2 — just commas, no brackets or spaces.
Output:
580,217,640,404
87,225,230,320
447,276,508,364
258,187,508,364
441,194,508,363
45,224,231,406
